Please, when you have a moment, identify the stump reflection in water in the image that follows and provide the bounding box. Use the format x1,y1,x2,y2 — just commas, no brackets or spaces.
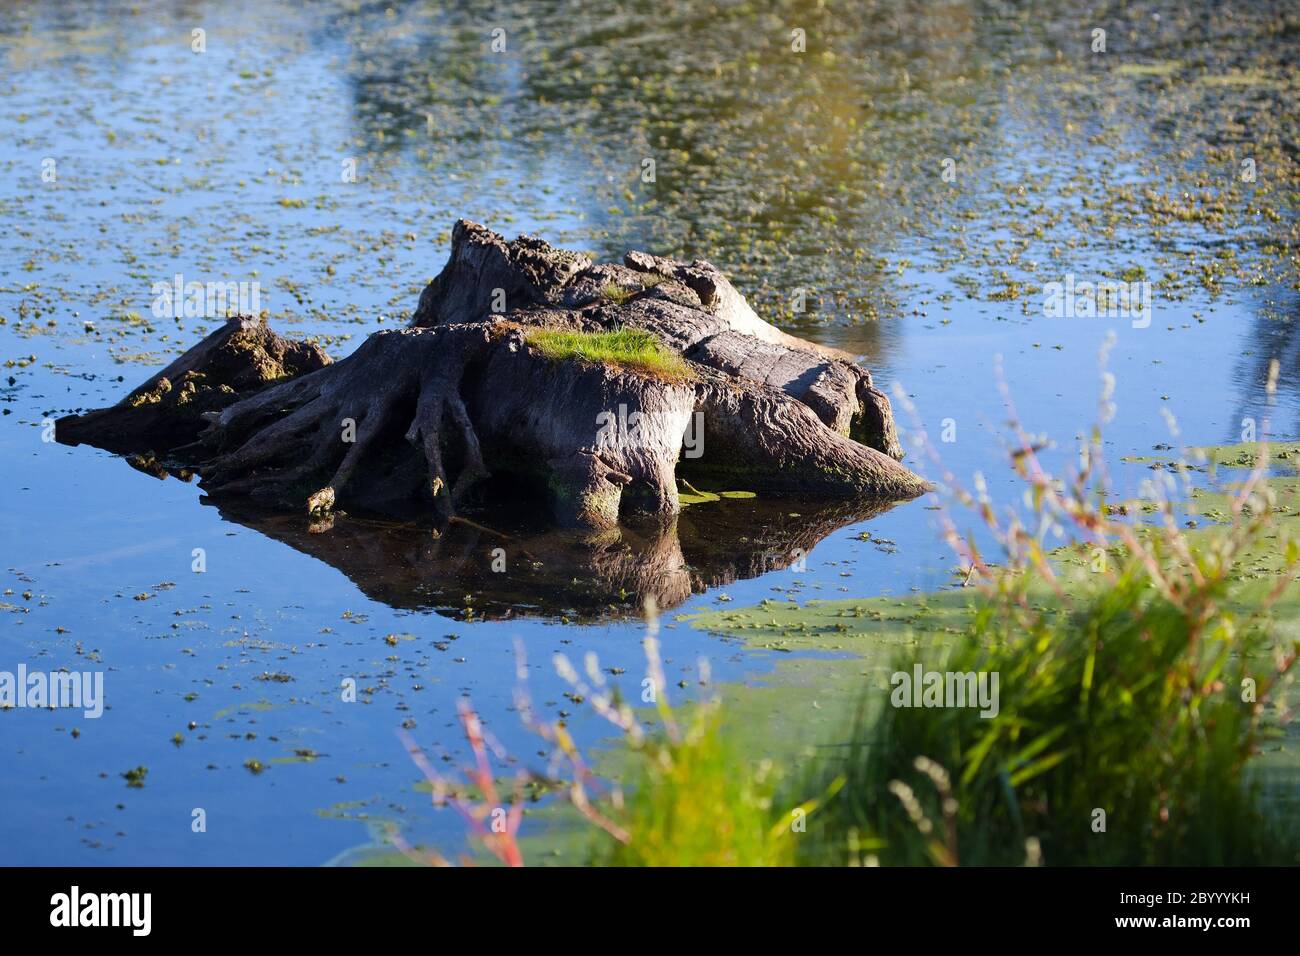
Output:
206,490,897,620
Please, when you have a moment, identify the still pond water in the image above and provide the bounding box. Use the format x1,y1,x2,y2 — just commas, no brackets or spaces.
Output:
0,0,1296,863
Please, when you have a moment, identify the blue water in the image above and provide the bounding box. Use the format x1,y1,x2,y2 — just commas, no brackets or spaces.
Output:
1,0,1295,864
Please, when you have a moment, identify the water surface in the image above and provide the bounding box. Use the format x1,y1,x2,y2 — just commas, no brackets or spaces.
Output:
1,0,1296,864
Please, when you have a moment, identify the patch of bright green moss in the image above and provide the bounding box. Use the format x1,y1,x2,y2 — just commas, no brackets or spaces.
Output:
528,327,692,381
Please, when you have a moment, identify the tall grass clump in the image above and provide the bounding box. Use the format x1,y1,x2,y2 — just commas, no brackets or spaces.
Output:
545,605,797,866
800,555,1297,865
582,702,792,866
796,365,1299,865
398,603,799,866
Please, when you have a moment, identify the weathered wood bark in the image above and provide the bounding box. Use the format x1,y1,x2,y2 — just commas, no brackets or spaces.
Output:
57,220,929,529
412,221,903,457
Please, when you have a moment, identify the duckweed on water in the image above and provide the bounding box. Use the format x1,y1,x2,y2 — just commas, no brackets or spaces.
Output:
2,0,1297,866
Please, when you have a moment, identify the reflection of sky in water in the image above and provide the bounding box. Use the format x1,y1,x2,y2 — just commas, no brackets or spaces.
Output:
0,0,1295,863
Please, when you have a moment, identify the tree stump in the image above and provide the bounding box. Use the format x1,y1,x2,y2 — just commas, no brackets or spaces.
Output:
57,220,929,529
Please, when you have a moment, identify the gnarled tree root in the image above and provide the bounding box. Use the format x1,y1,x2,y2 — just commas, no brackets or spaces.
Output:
55,316,330,454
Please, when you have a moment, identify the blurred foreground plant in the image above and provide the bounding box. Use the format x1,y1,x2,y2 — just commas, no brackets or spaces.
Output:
395,599,804,865
793,356,1299,865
